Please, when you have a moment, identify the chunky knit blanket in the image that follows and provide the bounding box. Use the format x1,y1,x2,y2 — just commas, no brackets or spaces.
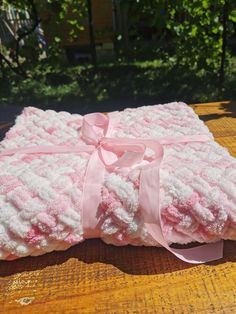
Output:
0,102,235,263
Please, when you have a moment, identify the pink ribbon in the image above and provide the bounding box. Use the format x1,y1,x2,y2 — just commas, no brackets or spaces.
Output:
0,112,223,264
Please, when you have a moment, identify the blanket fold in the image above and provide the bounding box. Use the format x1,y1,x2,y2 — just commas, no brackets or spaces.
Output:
0,102,235,262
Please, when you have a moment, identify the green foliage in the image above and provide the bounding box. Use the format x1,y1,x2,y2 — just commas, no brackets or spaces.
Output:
115,0,235,77
0,0,236,109
123,0,167,32
40,0,87,41
0,57,235,109
0,0,87,75
166,0,236,72
229,9,236,22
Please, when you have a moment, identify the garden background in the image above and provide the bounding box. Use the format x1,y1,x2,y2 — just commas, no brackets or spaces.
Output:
0,0,235,114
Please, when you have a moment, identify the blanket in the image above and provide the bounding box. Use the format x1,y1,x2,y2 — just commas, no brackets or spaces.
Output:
0,102,235,262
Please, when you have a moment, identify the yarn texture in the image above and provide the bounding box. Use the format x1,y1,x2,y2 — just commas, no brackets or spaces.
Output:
0,102,235,261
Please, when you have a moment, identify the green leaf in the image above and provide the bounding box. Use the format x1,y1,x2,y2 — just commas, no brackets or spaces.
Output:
229,10,236,22
191,26,197,37
68,19,77,26
54,37,61,43
212,27,219,34
169,8,176,16
59,11,64,19
202,0,209,9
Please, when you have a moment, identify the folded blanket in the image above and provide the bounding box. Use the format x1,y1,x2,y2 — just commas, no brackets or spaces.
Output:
0,102,235,262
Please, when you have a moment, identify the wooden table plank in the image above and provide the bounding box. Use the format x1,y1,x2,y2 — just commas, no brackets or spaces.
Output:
0,101,236,314
192,101,236,138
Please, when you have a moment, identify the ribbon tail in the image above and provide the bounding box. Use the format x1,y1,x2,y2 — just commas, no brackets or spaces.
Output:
82,149,106,238
139,141,224,264
170,240,224,264
146,223,224,264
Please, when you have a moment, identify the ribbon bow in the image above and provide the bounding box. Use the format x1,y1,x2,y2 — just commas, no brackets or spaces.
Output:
0,112,223,264
80,113,223,264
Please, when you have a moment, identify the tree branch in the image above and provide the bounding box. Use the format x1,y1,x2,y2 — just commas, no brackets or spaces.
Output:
0,52,27,77
0,0,41,77
14,0,41,76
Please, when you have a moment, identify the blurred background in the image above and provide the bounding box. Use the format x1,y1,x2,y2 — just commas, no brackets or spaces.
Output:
0,0,235,113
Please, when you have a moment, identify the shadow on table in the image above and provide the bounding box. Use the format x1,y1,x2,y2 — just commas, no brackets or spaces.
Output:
0,240,235,277
197,100,236,122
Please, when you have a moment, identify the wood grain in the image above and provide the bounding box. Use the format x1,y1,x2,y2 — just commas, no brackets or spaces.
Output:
0,101,236,314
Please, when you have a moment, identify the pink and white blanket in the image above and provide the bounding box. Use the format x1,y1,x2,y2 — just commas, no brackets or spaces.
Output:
0,102,235,263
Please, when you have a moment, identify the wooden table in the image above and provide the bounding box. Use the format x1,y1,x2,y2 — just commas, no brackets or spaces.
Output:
0,101,236,313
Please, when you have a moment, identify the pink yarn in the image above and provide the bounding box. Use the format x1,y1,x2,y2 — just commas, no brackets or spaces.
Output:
0,102,234,261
